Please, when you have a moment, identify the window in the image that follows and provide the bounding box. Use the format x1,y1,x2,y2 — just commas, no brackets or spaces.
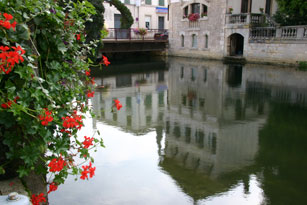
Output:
184,6,188,18
180,66,184,79
202,5,208,16
145,0,151,5
205,34,208,48
191,3,200,14
191,68,196,81
203,69,207,82
145,16,151,29
181,35,184,47
192,34,197,48
124,0,130,4
159,0,164,6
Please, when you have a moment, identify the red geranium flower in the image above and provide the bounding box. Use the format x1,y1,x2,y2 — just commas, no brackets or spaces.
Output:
87,91,94,98
82,136,94,149
38,108,53,126
80,162,96,180
76,34,81,41
113,99,122,110
48,156,67,172
31,193,46,205
48,182,58,194
102,55,110,66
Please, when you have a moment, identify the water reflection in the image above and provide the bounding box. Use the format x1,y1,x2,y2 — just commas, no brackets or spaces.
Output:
50,57,307,205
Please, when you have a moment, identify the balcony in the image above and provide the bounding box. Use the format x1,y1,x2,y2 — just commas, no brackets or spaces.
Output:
226,13,276,28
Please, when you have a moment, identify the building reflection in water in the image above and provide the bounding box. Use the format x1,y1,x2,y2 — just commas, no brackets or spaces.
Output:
91,57,307,204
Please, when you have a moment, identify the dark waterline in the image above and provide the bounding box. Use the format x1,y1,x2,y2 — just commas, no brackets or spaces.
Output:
49,57,307,205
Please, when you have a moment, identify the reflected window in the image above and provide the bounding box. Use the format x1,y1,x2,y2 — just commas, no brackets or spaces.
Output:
116,74,132,87
166,121,170,134
145,94,152,109
199,98,205,108
173,123,181,138
158,92,164,106
146,116,152,126
180,66,184,79
208,133,217,154
203,69,207,82
192,34,197,48
127,115,132,127
182,95,187,106
191,68,196,81
196,130,204,148
113,113,117,122
126,97,132,109
185,127,191,143
158,71,164,82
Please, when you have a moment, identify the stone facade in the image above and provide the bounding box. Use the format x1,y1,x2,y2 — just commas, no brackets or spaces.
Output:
168,0,227,60
168,0,307,64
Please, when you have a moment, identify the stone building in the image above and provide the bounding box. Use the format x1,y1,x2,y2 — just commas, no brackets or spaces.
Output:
168,0,307,64
104,0,169,30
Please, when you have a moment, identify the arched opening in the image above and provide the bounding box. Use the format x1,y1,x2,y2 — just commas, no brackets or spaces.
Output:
228,33,244,56
204,34,208,48
181,35,185,47
192,34,197,48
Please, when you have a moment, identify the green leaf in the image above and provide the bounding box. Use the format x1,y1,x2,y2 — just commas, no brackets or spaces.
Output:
0,166,5,175
17,24,30,40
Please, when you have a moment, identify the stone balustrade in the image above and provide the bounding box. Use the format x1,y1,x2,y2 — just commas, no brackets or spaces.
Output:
189,21,200,29
249,26,307,41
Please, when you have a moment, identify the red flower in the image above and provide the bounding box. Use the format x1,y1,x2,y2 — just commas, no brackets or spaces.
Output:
3,13,13,21
102,55,110,66
76,34,81,41
85,69,91,76
82,136,94,149
1,96,19,109
113,99,122,110
48,156,67,172
80,162,96,180
87,91,94,98
31,193,46,205
48,182,58,194
38,108,53,126
0,45,25,74
62,110,83,130
90,77,95,85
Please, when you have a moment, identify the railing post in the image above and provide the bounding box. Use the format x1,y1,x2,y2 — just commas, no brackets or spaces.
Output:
297,27,304,39
246,13,251,25
276,28,282,38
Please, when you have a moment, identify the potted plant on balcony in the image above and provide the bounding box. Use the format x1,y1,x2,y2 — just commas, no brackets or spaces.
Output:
138,28,147,40
228,7,233,14
188,13,200,21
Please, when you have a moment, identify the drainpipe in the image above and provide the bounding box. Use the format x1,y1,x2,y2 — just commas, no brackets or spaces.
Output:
0,192,30,205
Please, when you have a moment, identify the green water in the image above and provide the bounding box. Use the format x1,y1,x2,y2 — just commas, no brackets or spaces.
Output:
49,57,307,205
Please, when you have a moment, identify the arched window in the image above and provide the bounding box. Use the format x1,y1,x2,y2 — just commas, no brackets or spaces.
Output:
192,34,197,48
191,3,200,14
202,5,208,17
181,35,185,47
205,34,208,48
183,3,208,18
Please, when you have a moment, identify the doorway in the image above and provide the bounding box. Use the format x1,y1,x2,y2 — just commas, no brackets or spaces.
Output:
158,16,165,31
228,33,244,56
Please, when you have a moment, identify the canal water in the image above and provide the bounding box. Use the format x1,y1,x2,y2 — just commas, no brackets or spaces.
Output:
49,57,307,205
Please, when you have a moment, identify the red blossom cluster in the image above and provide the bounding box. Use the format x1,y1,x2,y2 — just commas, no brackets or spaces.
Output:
102,55,110,66
80,162,96,180
83,136,94,149
62,110,83,130
38,108,53,126
0,13,17,31
188,13,200,21
114,99,122,110
85,69,91,76
87,91,94,98
48,156,67,172
31,193,46,205
1,96,19,109
47,182,58,194
0,45,26,74
76,34,81,41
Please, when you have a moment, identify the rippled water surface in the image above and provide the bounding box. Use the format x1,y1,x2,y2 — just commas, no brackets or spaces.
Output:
49,57,307,205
